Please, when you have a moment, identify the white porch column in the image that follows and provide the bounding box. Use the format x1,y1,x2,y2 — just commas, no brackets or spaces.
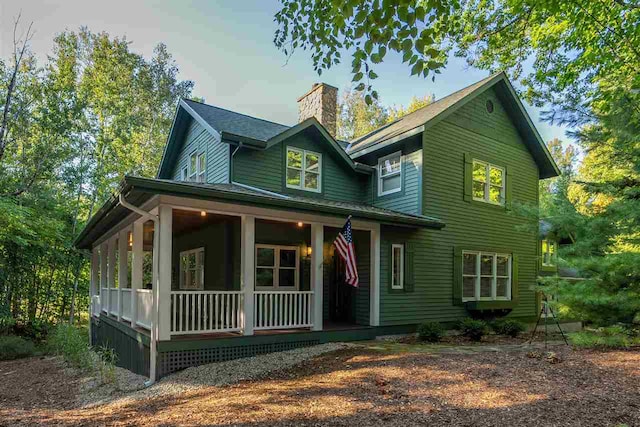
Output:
107,237,116,315
131,219,144,327
91,247,100,317
156,205,172,341
241,215,255,336
99,242,107,313
311,223,324,331
117,229,128,321
369,224,381,327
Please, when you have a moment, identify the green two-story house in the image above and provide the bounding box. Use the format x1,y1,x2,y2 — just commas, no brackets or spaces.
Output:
75,72,559,381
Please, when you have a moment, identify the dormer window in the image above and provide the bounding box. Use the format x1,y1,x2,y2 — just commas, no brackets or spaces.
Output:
286,147,321,192
378,151,402,196
189,151,206,183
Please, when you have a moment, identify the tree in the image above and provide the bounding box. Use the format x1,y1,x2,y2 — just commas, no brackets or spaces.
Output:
387,93,435,122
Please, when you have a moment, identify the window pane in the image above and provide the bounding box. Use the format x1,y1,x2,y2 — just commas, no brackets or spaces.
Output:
256,268,274,287
198,153,206,172
256,247,274,267
473,181,485,199
393,247,402,287
280,249,296,268
489,167,503,186
279,269,295,287
287,168,301,187
542,240,549,253
481,254,493,275
381,156,401,176
463,277,476,299
305,152,319,171
489,185,503,203
188,253,196,269
549,242,555,254
382,174,401,193
287,149,302,168
497,278,509,298
188,270,196,288
473,162,486,182
304,172,319,190
190,155,197,174
480,277,492,297
198,250,205,267
463,253,477,275
496,255,509,276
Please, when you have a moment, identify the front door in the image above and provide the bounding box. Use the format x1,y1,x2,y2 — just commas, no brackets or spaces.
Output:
329,251,356,323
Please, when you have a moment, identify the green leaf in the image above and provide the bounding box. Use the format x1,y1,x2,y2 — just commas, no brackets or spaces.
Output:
352,72,364,82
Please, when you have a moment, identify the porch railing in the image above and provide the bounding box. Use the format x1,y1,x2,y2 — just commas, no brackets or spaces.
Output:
121,289,132,321
91,295,101,317
109,288,119,316
100,288,108,313
254,291,313,330
136,289,153,330
170,291,243,335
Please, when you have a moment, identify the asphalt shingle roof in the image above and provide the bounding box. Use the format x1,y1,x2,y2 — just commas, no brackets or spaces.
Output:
183,99,290,141
346,73,499,155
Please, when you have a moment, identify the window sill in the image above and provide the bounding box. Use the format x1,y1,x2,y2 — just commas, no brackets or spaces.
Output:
464,300,516,310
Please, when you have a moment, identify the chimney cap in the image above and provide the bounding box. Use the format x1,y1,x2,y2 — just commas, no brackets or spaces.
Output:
297,82,338,102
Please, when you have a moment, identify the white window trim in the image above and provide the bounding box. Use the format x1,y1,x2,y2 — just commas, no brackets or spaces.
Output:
255,244,300,290
391,243,404,290
462,251,512,302
472,159,506,206
197,152,206,183
179,247,205,290
286,147,322,193
542,239,557,267
378,151,402,197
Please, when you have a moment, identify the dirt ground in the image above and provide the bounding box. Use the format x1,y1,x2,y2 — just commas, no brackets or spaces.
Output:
1,344,639,426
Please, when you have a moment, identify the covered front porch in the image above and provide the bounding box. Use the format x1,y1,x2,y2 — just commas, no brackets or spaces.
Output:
88,194,380,343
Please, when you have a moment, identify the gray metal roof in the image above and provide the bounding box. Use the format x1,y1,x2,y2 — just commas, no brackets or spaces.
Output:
183,99,290,141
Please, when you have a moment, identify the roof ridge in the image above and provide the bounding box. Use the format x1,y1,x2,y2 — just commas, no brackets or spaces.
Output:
183,98,291,129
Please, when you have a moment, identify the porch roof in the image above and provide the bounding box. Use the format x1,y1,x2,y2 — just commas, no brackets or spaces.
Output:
75,176,445,250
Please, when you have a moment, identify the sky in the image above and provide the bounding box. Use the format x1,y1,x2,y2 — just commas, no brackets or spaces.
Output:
0,0,570,143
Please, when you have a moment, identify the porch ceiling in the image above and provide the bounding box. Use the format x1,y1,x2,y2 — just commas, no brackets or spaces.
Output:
75,176,445,250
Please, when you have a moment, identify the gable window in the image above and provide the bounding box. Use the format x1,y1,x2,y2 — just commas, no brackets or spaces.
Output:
541,239,557,267
378,152,402,196
472,160,505,205
255,245,299,289
286,147,321,192
179,247,205,290
391,244,404,290
462,251,511,301
189,151,206,182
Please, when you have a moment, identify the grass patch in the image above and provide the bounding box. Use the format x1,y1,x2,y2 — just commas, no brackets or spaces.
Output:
570,326,640,349
0,335,36,360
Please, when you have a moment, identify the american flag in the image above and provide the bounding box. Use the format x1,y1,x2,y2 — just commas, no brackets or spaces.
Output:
334,216,359,287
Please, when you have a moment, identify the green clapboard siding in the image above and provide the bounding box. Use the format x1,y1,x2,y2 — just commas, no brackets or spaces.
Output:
379,87,540,325
171,118,230,183
232,130,366,202
371,149,422,215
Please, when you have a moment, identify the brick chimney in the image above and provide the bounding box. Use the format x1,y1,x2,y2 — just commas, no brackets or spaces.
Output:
297,83,338,137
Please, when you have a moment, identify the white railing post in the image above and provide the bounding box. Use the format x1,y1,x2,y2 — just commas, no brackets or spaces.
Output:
156,205,172,341
100,242,107,313
131,219,144,327
241,215,255,336
107,237,116,315
311,223,324,331
117,229,128,322
370,224,380,327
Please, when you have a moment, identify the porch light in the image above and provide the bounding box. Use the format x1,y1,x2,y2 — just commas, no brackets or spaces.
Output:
200,211,207,217
307,246,312,256
128,232,132,247
297,221,304,227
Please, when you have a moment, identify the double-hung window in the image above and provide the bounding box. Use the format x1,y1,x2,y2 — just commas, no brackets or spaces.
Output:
179,247,205,290
180,166,188,181
472,160,505,205
255,245,299,289
378,152,402,196
541,239,557,267
391,244,404,290
189,151,206,182
462,251,511,301
286,147,321,192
